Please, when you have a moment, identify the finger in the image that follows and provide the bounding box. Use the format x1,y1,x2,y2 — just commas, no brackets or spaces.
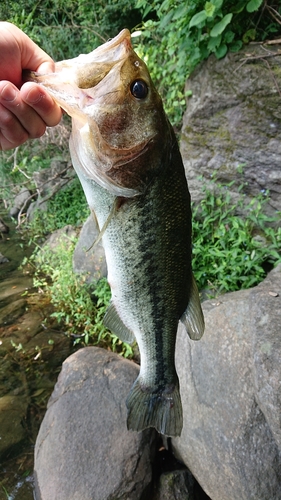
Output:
0,102,29,150
0,81,47,140
20,82,62,127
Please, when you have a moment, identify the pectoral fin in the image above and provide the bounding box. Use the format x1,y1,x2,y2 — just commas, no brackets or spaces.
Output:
87,201,117,251
103,302,135,344
180,274,205,340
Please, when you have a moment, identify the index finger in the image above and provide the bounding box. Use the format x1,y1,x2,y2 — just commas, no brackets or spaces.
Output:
20,82,62,127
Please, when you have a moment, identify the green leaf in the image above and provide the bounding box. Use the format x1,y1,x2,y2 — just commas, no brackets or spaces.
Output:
205,2,216,17
210,13,233,37
172,4,189,20
215,43,228,58
207,34,222,50
224,30,235,43
212,0,224,8
246,0,263,13
229,40,243,52
242,28,256,43
189,10,207,28
159,10,174,29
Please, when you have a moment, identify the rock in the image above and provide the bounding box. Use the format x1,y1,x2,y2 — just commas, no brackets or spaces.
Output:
0,394,29,458
181,44,281,214
0,298,27,326
0,217,9,234
154,470,196,500
10,187,31,219
34,347,156,500
27,159,75,221
172,265,281,500
33,159,72,199
0,252,9,264
43,224,77,251
73,215,107,282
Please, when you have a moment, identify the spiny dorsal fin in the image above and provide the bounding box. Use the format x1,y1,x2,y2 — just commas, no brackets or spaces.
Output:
103,302,135,344
180,274,205,340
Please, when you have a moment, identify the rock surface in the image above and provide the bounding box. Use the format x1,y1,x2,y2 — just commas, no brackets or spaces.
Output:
0,217,9,234
0,298,27,326
9,187,31,219
73,214,107,282
0,394,29,458
181,43,281,214
27,159,75,220
173,265,281,500
154,470,196,500
34,347,156,500
0,252,9,264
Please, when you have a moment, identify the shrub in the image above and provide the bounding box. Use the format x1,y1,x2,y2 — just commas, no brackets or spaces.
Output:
192,181,281,294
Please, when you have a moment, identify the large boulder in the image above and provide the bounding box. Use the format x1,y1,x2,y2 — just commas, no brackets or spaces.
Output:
173,265,281,500
181,44,281,213
73,215,107,282
34,347,156,500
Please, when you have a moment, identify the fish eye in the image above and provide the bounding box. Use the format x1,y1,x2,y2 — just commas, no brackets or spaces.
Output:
130,80,148,99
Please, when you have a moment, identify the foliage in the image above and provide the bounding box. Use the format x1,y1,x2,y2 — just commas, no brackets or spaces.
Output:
1,0,142,60
25,237,133,357
26,177,89,240
192,181,281,295
2,0,280,127
0,116,71,207
133,0,281,125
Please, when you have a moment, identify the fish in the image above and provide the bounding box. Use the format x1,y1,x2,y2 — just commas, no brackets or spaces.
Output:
26,29,205,437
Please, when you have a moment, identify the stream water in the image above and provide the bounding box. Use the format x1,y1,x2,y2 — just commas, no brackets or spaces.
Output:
0,213,75,500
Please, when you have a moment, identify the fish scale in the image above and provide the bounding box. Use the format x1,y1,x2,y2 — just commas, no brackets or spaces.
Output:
26,29,205,436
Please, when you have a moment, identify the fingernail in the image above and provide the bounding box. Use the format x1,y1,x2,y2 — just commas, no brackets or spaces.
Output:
25,86,44,104
0,84,17,101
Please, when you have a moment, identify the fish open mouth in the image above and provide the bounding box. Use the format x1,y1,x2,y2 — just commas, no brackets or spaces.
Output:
23,29,135,113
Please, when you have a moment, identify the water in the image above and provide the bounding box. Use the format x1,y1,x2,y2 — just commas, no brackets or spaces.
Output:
0,212,74,500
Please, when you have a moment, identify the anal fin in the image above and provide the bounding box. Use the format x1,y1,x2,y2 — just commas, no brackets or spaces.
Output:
103,302,135,344
181,274,205,340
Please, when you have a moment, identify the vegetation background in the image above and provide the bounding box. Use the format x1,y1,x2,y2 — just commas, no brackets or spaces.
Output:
0,0,280,349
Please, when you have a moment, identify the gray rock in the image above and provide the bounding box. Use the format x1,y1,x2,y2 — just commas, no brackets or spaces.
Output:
0,252,9,264
0,298,27,326
181,44,281,214
34,347,156,500
154,470,196,500
27,160,75,221
9,187,31,219
43,224,77,251
0,217,9,234
33,159,72,199
0,394,29,458
73,215,107,282
172,265,281,500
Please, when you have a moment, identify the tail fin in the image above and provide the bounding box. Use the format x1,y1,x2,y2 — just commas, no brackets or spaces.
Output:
126,377,183,437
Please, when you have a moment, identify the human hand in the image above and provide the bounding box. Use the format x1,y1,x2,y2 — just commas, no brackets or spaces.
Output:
0,22,62,151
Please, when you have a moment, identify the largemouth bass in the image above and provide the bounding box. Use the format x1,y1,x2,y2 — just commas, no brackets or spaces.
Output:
27,29,204,437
